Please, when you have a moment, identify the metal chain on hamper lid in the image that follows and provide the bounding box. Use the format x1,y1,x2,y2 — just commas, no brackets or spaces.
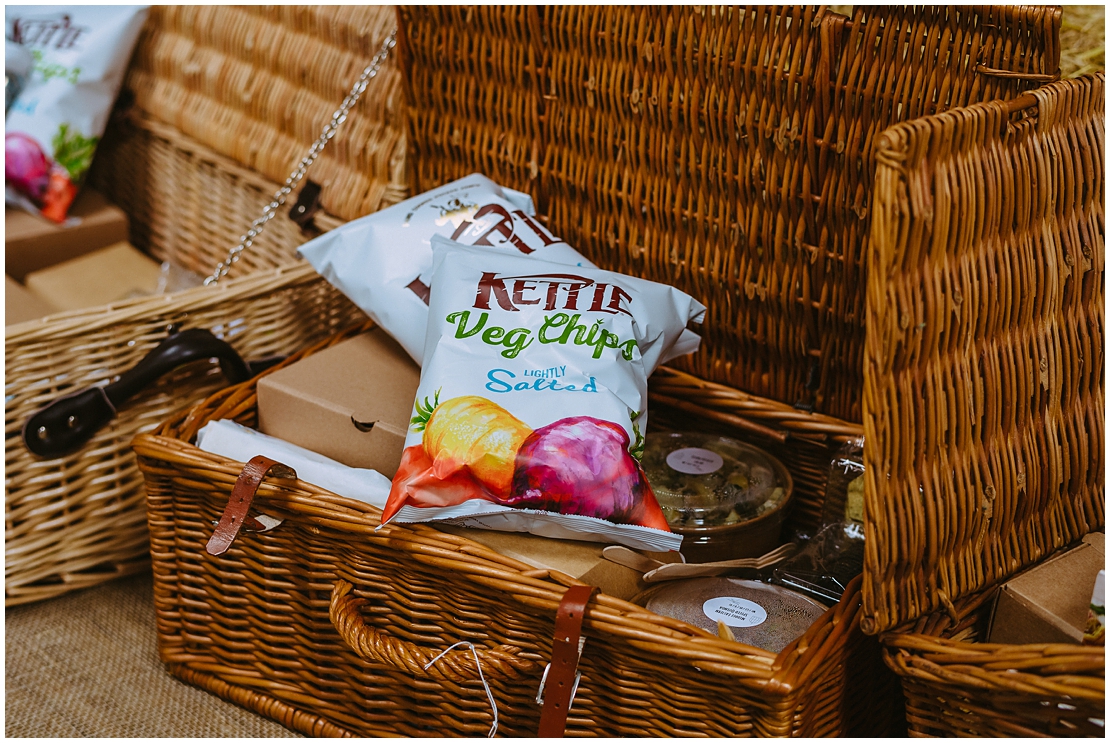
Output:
205,30,397,285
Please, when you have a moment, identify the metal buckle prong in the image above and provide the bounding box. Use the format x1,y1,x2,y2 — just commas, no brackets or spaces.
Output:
535,662,582,708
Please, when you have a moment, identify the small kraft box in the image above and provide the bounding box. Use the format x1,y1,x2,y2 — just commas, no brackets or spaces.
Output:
5,189,130,281
988,533,1106,645
5,275,54,325
23,242,163,313
256,328,420,478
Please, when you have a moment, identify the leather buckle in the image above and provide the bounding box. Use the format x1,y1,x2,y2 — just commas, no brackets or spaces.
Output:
536,584,598,737
535,660,582,707
289,180,324,233
205,455,295,556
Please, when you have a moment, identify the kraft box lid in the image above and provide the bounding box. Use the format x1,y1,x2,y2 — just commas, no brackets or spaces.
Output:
257,328,420,478
6,189,130,281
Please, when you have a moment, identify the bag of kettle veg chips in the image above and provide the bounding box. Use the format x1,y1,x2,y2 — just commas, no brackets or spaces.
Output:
380,239,707,552
5,6,148,222
299,173,594,365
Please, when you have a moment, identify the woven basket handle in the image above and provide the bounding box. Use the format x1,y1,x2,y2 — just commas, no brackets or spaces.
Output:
330,579,539,682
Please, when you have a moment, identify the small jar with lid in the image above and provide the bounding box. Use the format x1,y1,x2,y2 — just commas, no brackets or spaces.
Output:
642,432,793,563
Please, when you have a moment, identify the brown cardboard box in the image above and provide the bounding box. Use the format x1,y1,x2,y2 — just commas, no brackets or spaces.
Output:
5,275,54,325
435,525,673,601
257,329,420,478
988,532,1105,645
6,189,130,281
24,242,163,313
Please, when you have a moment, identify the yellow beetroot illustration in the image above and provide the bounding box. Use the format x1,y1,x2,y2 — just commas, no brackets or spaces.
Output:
411,393,532,497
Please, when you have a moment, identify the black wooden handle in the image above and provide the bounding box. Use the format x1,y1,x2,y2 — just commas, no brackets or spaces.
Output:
22,328,254,458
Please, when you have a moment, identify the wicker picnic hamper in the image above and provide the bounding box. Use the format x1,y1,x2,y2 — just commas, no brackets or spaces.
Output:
126,4,1102,738
866,73,1105,736
4,5,404,606
397,4,1064,542
132,324,900,738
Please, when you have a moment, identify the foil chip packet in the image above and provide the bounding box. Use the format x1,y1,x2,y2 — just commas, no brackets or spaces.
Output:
379,238,706,552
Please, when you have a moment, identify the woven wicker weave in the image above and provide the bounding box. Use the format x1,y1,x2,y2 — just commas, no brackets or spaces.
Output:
5,3,403,605
6,118,384,604
863,73,1105,738
123,5,406,222
398,5,1061,423
884,581,1105,737
863,71,1105,635
132,326,903,738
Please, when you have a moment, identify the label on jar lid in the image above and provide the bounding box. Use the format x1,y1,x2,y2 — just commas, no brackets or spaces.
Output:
702,596,767,627
666,447,724,475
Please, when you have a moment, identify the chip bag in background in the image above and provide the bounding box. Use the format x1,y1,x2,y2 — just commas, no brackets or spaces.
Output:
380,239,707,552
5,6,148,223
299,173,597,365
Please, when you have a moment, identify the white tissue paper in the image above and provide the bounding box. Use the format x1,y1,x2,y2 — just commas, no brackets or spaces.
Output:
194,419,392,509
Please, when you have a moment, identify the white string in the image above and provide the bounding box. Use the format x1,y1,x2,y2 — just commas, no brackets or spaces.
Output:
423,641,499,738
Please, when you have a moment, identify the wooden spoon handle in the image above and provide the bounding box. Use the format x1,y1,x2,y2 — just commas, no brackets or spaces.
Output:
643,543,798,583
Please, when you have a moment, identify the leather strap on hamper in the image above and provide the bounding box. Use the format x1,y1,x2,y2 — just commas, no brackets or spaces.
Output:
206,455,296,556
537,584,598,737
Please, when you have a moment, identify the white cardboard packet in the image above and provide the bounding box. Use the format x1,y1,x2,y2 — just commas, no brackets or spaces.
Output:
195,419,392,509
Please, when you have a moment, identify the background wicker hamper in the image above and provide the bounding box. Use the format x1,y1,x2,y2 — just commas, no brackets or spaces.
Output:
122,4,1106,739
5,5,404,605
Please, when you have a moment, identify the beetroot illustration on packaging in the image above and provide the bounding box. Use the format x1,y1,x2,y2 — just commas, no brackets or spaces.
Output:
5,6,148,223
380,239,707,552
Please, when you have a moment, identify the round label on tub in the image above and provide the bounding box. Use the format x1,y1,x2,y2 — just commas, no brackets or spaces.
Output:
665,447,724,475
702,596,768,628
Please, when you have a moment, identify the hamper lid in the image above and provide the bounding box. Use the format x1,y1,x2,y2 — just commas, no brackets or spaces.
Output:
860,73,1106,634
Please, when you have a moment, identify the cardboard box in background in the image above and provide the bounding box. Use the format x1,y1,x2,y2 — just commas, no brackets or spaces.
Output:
24,242,163,313
5,275,55,326
257,329,420,478
988,532,1105,645
6,189,130,281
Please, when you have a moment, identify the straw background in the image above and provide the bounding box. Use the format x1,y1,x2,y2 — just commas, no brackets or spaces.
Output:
5,574,301,737
1060,6,1105,77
